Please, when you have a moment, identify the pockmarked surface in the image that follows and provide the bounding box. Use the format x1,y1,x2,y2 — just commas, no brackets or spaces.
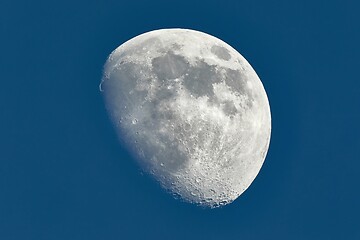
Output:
101,29,271,208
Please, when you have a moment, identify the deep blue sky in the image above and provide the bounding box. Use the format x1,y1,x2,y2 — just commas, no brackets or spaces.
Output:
1,0,359,239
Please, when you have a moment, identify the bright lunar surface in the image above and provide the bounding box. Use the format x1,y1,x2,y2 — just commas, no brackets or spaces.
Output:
100,29,271,208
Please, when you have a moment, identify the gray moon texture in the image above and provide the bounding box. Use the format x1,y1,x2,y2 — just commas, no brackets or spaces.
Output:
100,29,271,208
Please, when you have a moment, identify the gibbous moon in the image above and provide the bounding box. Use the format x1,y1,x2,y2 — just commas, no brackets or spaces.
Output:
100,29,271,208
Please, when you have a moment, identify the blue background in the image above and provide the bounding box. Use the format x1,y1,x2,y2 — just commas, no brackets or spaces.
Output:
1,0,359,239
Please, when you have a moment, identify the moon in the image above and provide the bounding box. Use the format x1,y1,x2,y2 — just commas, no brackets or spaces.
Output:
100,29,271,208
